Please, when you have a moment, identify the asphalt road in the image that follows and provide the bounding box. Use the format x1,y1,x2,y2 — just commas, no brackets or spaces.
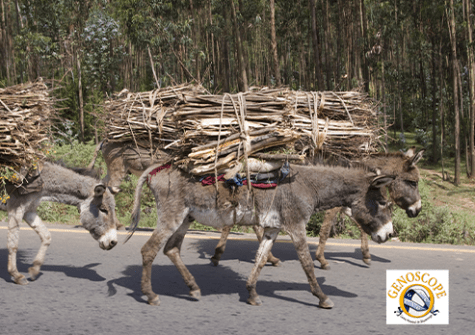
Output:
1,221,474,335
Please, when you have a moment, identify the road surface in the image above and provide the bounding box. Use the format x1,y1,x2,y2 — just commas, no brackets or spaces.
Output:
1,221,474,334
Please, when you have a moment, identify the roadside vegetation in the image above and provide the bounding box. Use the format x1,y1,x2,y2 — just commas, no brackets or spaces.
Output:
1,135,474,246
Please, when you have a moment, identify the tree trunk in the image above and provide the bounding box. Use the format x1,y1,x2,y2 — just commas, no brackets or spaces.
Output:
449,0,460,185
14,0,24,83
76,51,85,143
466,0,475,177
431,38,438,163
360,0,369,93
382,60,387,146
0,0,10,85
270,0,280,86
230,0,248,91
439,38,446,180
308,0,324,91
221,5,230,92
322,0,332,90
395,0,403,135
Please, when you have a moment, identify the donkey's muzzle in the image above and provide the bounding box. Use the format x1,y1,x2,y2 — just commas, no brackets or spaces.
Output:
98,229,118,250
405,199,422,218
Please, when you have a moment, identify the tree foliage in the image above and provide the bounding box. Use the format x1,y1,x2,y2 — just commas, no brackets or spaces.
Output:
0,0,474,175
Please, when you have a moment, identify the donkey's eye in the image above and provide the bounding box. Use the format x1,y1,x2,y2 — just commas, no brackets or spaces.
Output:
378,200,388,207
407,180,418,187
99,205,108,214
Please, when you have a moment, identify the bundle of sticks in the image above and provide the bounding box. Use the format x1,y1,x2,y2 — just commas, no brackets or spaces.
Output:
101,84,380,175
0,79,54,169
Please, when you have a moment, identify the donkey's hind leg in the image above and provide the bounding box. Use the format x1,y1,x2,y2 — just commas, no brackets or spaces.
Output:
246,227,280,306
288,225,334,309
23,212,51,280
163,219,201,300
7,208,28,285
315,207,341,270
210,225,232,266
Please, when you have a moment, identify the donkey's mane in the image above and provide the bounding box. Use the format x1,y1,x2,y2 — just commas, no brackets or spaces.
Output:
304,157,378,174
365,151,409,160
46,160,102,180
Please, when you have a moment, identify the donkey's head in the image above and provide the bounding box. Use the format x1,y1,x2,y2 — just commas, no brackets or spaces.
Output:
79,184,119,250
348,174,396,243
387,148,424,218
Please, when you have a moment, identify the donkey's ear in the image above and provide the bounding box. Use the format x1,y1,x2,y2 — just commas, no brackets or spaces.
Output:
404,146,417,158
94,184,107,197
410,149,424,167
370,175,396,189
109,186,121,194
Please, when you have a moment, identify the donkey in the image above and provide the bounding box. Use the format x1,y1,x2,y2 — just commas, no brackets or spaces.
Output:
128,162,395,308
315,148,424,269
4,162,120,285
211,148,424,268
87,140,162,193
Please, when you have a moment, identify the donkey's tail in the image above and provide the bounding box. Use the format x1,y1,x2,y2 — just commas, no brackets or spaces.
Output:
124,163,160,243
87,140,105,170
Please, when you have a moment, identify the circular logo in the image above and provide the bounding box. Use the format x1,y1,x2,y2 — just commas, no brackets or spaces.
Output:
398,284,435,318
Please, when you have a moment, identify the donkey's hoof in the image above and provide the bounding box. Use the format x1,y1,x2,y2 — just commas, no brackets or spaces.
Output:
270,259,282,267
148,296,160,306
319,297,334,309
363,258,371,266
189,289,201,300
210,256,220,267
14,276,28,285
247,296,262,306
319,263,331,270
28,267,40,280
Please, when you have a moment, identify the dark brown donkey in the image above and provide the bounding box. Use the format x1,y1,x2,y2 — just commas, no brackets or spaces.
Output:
315,148,424,269
127,162,395,308
211,148,424,268
87,140,164,193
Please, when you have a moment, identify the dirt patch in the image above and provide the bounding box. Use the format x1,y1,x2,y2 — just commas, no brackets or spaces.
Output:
420,168,475,214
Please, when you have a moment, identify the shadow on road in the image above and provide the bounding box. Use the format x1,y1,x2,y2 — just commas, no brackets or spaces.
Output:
0,248,106,283
105,237,360,307
106,262,358,307
186,238,390,268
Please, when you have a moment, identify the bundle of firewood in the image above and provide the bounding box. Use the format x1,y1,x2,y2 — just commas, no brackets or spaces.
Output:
101,84,380,175
0,79,54,168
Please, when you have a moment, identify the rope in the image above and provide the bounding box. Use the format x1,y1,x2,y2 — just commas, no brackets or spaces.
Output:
330,91,354,125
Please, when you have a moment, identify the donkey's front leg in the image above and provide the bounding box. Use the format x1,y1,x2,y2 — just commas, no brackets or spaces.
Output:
315,207,341,270
7,210,28,285
246,227,280,306
24,212,52,280
163,220,201,300
357,223,371,265
141,228,175,306
288,225,334,309
252,225,281,266
211,225,232,266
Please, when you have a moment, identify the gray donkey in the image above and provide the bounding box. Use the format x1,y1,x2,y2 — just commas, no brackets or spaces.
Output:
4,162,120,285
127,162,395,308
211,148,424,268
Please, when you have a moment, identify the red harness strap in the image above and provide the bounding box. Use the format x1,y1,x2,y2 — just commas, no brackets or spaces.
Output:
247,181,277,189
147,164,171,183
200,174,226,186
